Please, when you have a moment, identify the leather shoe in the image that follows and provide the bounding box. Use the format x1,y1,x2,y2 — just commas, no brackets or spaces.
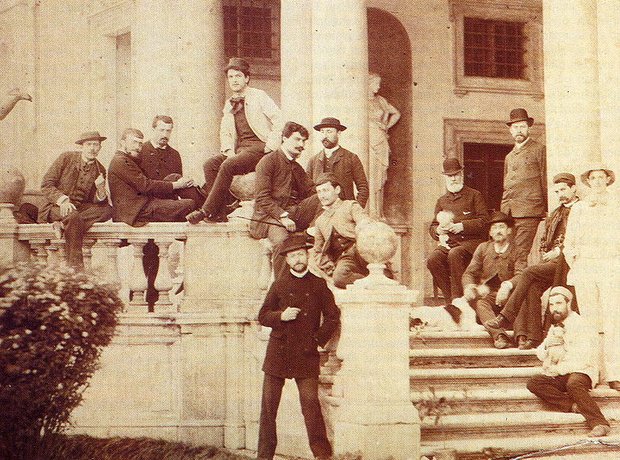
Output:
518,338,538,350
494,334,510,349
588,424,610,437
186,209,206,224
609,381,620,391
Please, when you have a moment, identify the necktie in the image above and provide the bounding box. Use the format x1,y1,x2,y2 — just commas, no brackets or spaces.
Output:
230,96,245,114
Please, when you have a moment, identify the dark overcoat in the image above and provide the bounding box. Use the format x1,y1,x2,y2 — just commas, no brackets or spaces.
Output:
137,142,183,180
258,270,340,379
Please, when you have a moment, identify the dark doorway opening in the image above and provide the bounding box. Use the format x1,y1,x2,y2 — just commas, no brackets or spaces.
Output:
463,142,512,212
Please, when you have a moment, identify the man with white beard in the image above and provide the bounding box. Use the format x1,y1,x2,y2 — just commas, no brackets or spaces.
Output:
426,158,488,309
563,164,620,391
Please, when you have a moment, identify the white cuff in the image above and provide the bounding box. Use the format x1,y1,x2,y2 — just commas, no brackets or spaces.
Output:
56,195,69,206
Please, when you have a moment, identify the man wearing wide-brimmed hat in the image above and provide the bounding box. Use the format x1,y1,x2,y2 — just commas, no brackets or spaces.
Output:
38,130,113,268
426,157,488,307
256,233,339,460
463,211,526,349
564,163,620,390
187,57,283,224
501,108,547,268
306,117,369,208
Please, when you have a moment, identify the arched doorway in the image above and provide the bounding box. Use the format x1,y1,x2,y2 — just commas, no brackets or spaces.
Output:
367,7,413,224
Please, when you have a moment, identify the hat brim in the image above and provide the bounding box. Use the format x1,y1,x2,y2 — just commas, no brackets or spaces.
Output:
76,136,107,145
279,243,312,256
441,168,464,176
580,169,616,187
224,64,250,74
313,123,347,132
506,117,534,127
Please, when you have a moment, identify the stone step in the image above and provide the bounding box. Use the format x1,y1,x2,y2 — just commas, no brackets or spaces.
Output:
410,328,514,349
410,347,539,368
420,408,620,443
421,433,620,460
412,387,620,415
409,366,541,391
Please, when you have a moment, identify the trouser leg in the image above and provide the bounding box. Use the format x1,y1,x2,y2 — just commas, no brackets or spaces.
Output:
268,226,291,281
426,248,451,301
257,374,285,459
512,217,541,268
296,377,332,458
202,154,226,196
447,246,472,299
332,245,368,289
527,374,573,412
475,292,501,339
501,261,556,321
565,373,609,429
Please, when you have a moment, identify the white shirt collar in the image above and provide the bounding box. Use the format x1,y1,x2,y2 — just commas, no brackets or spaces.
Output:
563,198,578,208
283,150,296,162
324,145,340,158
290,268,309,278
494,242,510,254
150,139,166,150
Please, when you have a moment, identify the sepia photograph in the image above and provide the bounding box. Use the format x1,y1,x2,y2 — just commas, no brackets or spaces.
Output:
0,0,619,459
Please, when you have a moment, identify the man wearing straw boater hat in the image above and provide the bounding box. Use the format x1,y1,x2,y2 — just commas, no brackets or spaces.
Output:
38,131,112,269
563,163,620,391
501,108,547,268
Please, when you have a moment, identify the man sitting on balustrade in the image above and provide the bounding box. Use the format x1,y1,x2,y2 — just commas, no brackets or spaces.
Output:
108,128,195,226
312,172,374,288
38,131,113,269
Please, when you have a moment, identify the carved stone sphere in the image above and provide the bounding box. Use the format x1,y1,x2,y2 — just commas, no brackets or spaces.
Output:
356,221,398,264
0,165,25,204
230,172,256,201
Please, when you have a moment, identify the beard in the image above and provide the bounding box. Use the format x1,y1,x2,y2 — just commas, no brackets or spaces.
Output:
446,182,464,193
291,262,307,273
322,138,338,149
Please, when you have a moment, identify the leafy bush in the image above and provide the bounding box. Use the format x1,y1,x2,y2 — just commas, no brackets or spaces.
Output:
0,262,123,460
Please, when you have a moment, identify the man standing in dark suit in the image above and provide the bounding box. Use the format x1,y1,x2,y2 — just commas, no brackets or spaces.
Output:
462,211,526,349
426,158,488,307
38,131,113,269
485,173,579,349
257,233,340,460
306,117,369,208
108,128,195,226
250,121,322,279
501,108,547,267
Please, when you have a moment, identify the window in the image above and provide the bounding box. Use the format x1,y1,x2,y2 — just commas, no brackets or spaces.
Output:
449,0,543,99
464,18,526,79
223,0,280,62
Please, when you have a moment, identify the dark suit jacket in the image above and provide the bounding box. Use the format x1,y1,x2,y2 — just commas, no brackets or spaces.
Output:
540,201,577,253
306,147,369,207
38,151,106,223
501,139,547,218
429,185,489,253
250,150,315,238
258,270,340,379
462,241,524,288
138,141,183,180
108,151,175,226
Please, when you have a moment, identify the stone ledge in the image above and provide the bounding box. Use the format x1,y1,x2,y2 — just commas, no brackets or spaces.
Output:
410,347,537,358
412,386,620,403
410,366,541,379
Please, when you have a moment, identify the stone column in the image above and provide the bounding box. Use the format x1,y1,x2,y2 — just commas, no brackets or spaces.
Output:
330,223,420,459
543,0,601,178
596,0,620,171
133,0,225,181
311,0,369,171
280,0,313,133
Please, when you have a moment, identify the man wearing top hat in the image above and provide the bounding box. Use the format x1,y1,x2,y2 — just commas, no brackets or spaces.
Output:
462,211,527,349
564,164,620,390
257,233,340,460
187,57,283,224
501,108,547,267
426,158,488,307
306,117,369,208
38,131,113,268
485,172,580,350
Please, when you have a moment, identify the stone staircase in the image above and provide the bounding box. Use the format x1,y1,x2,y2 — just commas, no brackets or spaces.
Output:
411,319,620,459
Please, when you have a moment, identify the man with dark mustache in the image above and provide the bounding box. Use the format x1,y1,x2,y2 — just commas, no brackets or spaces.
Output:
250,122,322,280
306,117,369,207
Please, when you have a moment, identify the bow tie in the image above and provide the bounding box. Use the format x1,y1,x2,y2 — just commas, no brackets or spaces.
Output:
230,96,245,114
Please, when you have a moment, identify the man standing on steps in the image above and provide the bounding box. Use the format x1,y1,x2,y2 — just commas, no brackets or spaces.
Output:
527,286,611,438
462,211,525,349
256,233,340,460
501,108,547,268
484,173,579,350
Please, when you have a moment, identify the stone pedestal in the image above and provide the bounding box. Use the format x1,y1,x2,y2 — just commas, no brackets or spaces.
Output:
331,278,420,459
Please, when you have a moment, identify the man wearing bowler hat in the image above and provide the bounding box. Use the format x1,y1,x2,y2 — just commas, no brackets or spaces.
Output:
501,108,547,267
564,163,620,390
257,233,340,460
462,211,527,349
485,172,580,349
426,158,488,308
187,57,283,224
38,131,113,269
306,117,369,208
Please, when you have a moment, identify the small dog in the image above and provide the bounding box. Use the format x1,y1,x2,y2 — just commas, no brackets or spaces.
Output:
410,297,480,331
